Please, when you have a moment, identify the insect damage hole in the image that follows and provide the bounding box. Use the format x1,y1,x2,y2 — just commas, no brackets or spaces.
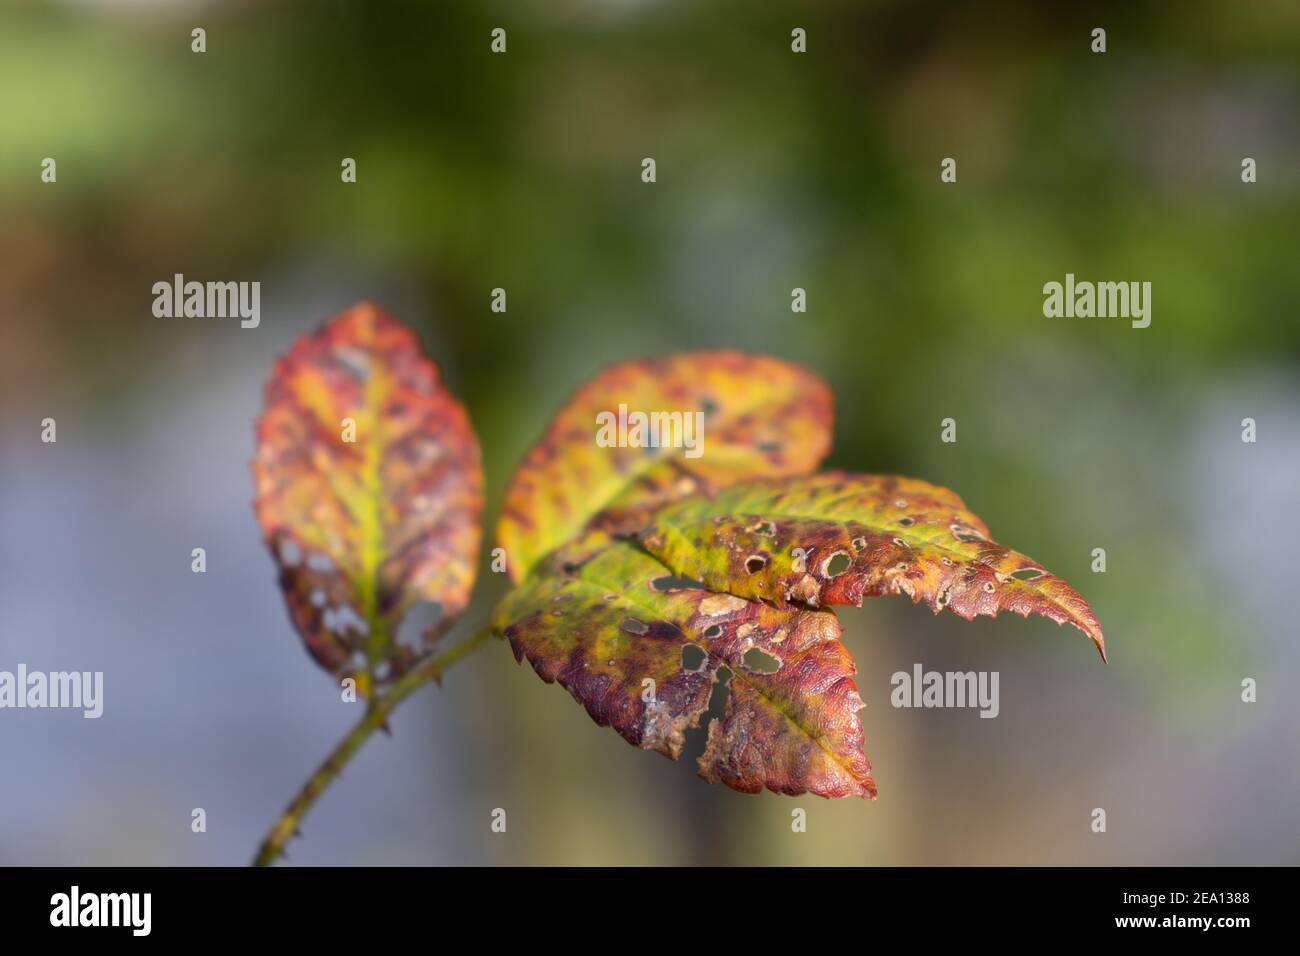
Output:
323,604,368,637
650,574,706,591
680,665,734,765
1010,568,1046,581
621,618,649,635
681,644,707,671
395,601,443,652
741,647,781,673
277,537,303,567
822,551,851,577
711,665,733,701
745,554,768,574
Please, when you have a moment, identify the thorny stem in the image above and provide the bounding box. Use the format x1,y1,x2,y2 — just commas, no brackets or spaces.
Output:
252,627,496,867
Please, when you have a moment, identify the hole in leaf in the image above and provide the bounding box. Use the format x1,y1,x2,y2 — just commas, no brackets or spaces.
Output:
395,602,442,651
699,398,718,416
1011,568,1045,581
621,618,649,635
750,520,776,536
982,581,997,593
757,440,782,453
335,346,371,380
898,516,915,527
307,552,335,572
742,648,782,673
681,644,707,671
278,538,302,567
745,554,768,574
851,537,867,551
701,624,723,640
823,552,851,577
681,664,734,764
954,531,984,542
650,574,706,591
324,604,369,637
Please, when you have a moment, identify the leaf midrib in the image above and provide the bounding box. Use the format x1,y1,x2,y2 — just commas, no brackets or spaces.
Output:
359,358,389,671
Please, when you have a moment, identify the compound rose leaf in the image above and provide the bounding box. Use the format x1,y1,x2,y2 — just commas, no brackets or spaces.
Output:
496,352,833,584
252,302,484,693
491,536,875,799
641,471,1106,660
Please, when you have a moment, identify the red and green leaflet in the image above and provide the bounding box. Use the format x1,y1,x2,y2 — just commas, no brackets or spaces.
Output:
252,303,484,694
492,536,875,798
496,352,833,582
640,472,1106,660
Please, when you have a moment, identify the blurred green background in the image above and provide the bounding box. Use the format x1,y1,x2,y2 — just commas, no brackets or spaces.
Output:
1,0,1297,865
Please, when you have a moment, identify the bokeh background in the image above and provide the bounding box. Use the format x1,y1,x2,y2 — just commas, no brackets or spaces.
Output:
2,0,1297,865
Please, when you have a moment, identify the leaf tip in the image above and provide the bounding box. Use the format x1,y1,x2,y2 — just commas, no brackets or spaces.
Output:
1070,609,1107,663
